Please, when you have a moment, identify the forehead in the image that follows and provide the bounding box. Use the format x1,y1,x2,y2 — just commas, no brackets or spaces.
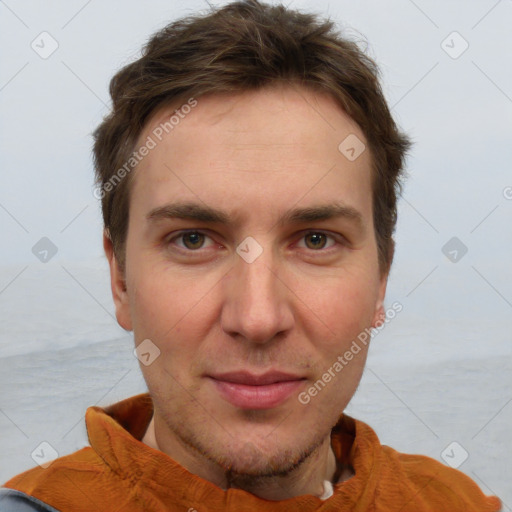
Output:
129,85,373,227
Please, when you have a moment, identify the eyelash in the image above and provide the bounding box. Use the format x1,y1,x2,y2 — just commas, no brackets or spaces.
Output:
166,229,345,256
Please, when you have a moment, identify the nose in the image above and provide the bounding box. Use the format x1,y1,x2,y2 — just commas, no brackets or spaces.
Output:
220,245,294,345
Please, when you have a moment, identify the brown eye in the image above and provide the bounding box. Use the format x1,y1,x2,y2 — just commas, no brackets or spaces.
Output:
304,232,328,249
182,232,205,250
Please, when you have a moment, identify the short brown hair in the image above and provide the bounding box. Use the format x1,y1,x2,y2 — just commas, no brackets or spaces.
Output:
93,0,411,275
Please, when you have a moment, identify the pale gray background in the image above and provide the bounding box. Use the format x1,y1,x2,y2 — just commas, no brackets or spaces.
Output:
0,0,511,507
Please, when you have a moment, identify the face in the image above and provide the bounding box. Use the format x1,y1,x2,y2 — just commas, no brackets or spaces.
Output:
105,84,388,480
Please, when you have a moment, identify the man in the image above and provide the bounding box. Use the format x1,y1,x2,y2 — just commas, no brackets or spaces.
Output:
1,1,501,510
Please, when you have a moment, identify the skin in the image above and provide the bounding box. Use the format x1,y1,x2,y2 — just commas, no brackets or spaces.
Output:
104,83,389,501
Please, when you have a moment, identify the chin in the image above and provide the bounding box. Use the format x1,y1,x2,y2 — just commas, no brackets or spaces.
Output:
207,421,327,477
214,440,304,477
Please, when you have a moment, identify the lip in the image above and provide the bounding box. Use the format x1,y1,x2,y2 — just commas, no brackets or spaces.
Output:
208,371,306,410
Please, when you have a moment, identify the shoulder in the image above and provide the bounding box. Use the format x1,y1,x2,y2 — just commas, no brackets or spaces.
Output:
0,488,59,512
341,415,501,511
2,447,105,511
378,444,502,511
3,446,99,489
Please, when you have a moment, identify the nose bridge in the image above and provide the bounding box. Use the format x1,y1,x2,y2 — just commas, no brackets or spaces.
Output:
241,253,278,309
221,242,293,343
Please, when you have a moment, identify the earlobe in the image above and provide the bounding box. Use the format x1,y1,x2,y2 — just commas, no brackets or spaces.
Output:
103,230,133,331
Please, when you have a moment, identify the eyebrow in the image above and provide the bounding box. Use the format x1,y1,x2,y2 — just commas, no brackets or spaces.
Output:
279,203,363,227
146,201,364,229
147,202,230,224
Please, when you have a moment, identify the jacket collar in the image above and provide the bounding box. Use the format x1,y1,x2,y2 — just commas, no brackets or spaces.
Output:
86,393,378,510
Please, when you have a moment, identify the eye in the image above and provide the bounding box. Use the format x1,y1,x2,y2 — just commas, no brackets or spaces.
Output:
170,230,215,251
297,231,337,250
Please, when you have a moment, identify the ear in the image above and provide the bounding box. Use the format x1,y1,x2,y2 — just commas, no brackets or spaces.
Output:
371,272,388,328
103,230,133,331
371,243,394,328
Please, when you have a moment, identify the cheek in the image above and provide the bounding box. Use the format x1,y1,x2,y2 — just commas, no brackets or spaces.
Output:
296,270,379,348
297,275,375,411
127,263,219,353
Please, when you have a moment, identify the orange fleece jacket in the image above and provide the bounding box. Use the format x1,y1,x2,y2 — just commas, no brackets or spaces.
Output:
4,393,501,511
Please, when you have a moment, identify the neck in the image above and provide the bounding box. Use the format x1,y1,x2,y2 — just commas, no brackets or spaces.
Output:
142,414,339,500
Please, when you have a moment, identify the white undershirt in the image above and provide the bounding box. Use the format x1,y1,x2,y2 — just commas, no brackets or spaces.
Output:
318,479,334,500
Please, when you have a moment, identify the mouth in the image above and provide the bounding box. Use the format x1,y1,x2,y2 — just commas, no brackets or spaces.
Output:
207,371,307,410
